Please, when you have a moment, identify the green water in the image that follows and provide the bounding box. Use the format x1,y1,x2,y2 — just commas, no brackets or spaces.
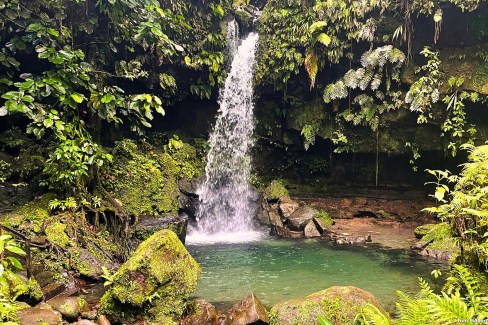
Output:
187,237,446,311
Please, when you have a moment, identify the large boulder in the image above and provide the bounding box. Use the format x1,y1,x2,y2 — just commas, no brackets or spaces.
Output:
226,292,269,325
99,229,201,324
269,286,387,325
287,204,317,231
134,215,188,243
279,197,299,219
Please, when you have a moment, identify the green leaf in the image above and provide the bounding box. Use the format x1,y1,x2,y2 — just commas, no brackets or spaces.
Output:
47,28,59,37
309,21,327,33
6,245,26,256
43,119,54,128
315,33,331,46
71,93,84,103
184,56,191,65
7,256,23,270
101,94,115,103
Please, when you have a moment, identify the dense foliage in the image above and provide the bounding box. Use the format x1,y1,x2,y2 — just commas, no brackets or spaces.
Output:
0,0,231,194
257,0,488,155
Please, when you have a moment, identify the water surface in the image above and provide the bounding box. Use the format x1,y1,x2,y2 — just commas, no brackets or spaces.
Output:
187,237,446,312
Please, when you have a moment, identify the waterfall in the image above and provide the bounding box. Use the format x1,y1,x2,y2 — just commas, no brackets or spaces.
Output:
226,19,239,59
187,32,263,244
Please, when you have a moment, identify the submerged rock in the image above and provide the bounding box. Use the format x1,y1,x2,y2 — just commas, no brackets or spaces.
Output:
226,292,269,325
181,299,220,325
269,286,387,325
99,229,201,324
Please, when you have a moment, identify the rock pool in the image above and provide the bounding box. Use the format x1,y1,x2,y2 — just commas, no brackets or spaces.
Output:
187,236,447,312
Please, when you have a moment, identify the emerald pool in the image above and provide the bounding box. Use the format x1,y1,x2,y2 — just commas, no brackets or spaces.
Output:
186,237,446,311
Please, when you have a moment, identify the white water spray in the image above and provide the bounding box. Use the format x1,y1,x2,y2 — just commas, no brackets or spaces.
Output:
226,19,239,59
187,32,263,244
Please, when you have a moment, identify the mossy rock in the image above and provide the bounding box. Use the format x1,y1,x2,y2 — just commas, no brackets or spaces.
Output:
44,222,71,248
99,229,201,324
264,180,289,201
103,139,202,217
313,210,333,227
417,222,459,259
1,194,54,235
414,223,437,239
269,286,388,325
47,295,88,321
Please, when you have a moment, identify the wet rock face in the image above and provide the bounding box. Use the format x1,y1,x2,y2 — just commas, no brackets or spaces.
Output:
135,214,188,243
269,286,387,325
99,229,201,324
226,292,269,325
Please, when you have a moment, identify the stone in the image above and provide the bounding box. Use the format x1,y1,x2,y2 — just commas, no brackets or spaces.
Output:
256,208,271,227
76,320,98,325
17,307,62,325
47,295,88,321
263,180,289,201
226,292,269,325
269,211,283,228
287,204,317,230
97,315,111,325
180,299,219,325
269,286,387,325
135,215,188,243
414,223,436,239
279,197,299,219
99,229,201,324
275,226,303,238
304,220,321,238
313,217,331,235
41,281,66,301
69,248,108,280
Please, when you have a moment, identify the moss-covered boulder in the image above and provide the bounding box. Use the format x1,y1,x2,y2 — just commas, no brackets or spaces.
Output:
263,180,289,201
102,139,202,218
414,223,437,239
1,194,54,235
99,229,201,324
269,286,387,325
47,295,88,321
415,222,458,260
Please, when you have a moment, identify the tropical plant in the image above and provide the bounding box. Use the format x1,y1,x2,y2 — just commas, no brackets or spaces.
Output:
0,235,27,323
424,144,488,270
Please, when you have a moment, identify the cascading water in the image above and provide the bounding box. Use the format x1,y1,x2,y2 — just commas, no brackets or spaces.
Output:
187,32,263,244
226,19,239,59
